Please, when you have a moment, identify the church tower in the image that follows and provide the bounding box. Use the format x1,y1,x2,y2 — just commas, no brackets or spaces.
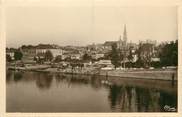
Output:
122,24,127,69
123,24,127,47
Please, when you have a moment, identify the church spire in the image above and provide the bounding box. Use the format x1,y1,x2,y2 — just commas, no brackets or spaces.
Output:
123,24,127,44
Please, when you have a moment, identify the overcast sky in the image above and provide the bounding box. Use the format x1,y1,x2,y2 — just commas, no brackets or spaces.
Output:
6,6,177,48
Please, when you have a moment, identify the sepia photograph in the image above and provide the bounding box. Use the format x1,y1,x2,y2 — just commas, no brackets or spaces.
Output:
4,0,179,114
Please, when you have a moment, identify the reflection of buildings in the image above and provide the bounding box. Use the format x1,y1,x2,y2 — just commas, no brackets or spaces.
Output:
108,85,177,112
108,85,137,112
35,73,53,90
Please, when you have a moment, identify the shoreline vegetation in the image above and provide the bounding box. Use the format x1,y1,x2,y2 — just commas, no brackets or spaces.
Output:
7,64,177,81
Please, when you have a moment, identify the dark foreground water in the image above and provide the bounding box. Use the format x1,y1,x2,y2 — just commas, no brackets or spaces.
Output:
6,70,177,112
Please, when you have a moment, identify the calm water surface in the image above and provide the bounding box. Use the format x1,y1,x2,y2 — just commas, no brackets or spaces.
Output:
6,70,177,112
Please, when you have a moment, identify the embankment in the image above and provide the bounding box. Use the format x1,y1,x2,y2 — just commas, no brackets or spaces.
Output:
99,69,177,81
7,65,177,81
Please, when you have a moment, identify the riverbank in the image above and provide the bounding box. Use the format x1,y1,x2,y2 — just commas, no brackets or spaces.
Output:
7,64,177,81
100,69,177,81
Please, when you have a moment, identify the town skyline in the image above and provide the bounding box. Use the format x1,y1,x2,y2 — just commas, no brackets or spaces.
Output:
6,6,177,48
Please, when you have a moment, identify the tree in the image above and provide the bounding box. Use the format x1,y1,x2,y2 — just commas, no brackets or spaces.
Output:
36,75,53,90
44,50,53,61
54,55,62,63
127,48,134,68
136,43,154,68
104,52,111,60
65,56,71,62
82,53,92,61
128,49,133,62
6,54,12,62
110,43,121,69
159,40,178,66
14,50,23,61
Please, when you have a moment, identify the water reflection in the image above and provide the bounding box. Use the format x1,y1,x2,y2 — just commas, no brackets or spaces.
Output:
36,73,53,90
6,70,177,112
14,72,23,82
108,84,177,112
90,75,102,89
159,92,177,111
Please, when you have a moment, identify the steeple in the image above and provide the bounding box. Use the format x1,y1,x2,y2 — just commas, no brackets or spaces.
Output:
123,24,127,44
122,24,127,69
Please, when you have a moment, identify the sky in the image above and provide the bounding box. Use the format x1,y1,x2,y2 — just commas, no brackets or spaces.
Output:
5,5,177,48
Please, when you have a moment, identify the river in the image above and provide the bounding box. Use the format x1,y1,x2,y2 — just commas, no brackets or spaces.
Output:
6,70,177,112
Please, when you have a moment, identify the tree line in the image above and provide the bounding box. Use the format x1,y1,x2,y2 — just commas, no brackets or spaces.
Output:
110,40,178,69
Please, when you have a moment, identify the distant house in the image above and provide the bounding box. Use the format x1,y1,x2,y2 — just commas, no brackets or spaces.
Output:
69,50,81,60
98,60,112,65
97,60,114,68
70,54,81,60
61,49,82,60
91,53,104,60
151,57,160,62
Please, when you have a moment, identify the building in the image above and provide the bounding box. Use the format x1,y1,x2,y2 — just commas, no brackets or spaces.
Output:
36,48,63,58
98,60,112,66
60,48,82,60
20,44,63,63
117,24,129,68
35,44,63,58
91,53,105,60
70,53,81,60
103,24,129,54
117,24,127,51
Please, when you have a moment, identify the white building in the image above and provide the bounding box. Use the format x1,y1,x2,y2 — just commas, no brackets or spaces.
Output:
92,53,105,60
98,60,112,65
70,54,81,60
36,49,63,58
